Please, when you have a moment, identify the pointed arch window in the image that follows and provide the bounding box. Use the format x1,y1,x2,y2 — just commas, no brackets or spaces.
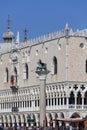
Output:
14,67,17,82
69,91,75,104
86,60,87,73
52,56,57,74
4,68,9,83
51,56,58,75
77,92,82,104
23,63,28,79
84,91,87,104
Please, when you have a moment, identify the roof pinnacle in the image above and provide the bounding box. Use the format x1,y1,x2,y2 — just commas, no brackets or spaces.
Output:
7,15,10,31
23,27,28,42
65,23,69,31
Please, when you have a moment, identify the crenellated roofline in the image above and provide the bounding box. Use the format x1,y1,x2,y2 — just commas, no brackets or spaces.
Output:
1,26,87,54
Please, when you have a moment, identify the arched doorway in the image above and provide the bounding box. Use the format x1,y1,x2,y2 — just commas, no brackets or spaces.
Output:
70,113,84,130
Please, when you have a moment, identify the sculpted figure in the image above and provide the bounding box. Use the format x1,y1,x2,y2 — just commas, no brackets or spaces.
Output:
36,59,47,71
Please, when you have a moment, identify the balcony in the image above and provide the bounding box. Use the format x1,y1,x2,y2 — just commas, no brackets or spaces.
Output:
12,107,18,112
10,85,18,93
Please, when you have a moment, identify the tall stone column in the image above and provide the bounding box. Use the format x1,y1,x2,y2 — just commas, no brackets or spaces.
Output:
75,96,77,109
51,113,56,128
40,75,46,127
35,113,39,127
82,96,84,109
35,60,49,128
46,113,50,127
66,97,69,109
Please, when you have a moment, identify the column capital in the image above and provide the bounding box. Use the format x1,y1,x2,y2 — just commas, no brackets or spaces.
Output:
35,70,50,78
51,113,56,119
39,75,47,80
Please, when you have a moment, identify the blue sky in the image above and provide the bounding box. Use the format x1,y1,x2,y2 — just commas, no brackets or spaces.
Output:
0,0,87,42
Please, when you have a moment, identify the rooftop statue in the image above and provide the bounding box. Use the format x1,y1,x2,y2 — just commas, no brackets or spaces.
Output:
36,59,47,71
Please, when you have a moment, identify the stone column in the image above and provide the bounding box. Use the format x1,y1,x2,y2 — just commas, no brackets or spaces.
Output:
59,121,62,127
24,114,28,127
63,97,64,109
15,114,19,128
26,123,28,128
22,101,23,108
35,113,39,127
24,101,25,108
0,116,2,127
21,123,24,127
39,75,46,127
51,113,56,128
12,123,15,127
3,115,6,129
30,114,34,126
46,113,50,127
47,99,49,106
59,98,61,109
56,98,58,106
20,115,24,127
7,115,10,128
65,122,70,129
82,96,84,109
50,98,52,108
35,68,49,128
70,125,73,130
75,96,77,109
66,97,69,109
4,124,6,129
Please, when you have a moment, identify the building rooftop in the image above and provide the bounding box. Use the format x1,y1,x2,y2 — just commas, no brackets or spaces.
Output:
0,24,87,54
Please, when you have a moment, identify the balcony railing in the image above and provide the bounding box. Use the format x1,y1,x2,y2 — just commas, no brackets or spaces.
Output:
10,85,18,93
12,107,18,112
69,104,87,109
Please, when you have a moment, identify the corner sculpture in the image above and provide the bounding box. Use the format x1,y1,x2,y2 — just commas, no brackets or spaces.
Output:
36,59,47,71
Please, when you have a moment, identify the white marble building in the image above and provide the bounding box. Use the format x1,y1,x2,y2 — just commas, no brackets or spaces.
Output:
0,18,87,128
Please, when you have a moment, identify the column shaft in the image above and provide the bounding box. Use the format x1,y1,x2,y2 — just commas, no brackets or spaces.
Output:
75,97,77,109
40,77,46,127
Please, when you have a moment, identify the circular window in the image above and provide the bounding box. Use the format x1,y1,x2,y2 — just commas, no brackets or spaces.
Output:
79,43,85,49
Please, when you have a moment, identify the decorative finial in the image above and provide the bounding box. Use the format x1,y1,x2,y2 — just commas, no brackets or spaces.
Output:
23,27,28,42
16,31,20,44
65,23,69,36
7,15,10,31
65,23,69,31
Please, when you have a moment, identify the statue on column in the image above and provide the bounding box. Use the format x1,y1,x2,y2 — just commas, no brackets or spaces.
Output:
36,59,47,71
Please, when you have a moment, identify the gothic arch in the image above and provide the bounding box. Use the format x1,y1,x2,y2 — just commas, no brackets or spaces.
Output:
0,115,3,124
85,59,87,73
60,112,65,118
18,115,21,123
14,67,17,82
70,112,80,118
4,67,9,82
84,91,87,104
69,91,75,104
11,115,16,123
7,115,12,124
77,91,82,104
49,113,52,124
23,63,28,79
53,56,57,74
9,115,12,124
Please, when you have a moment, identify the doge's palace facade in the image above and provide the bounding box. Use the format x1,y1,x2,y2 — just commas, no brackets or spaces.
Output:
0,19,87,128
